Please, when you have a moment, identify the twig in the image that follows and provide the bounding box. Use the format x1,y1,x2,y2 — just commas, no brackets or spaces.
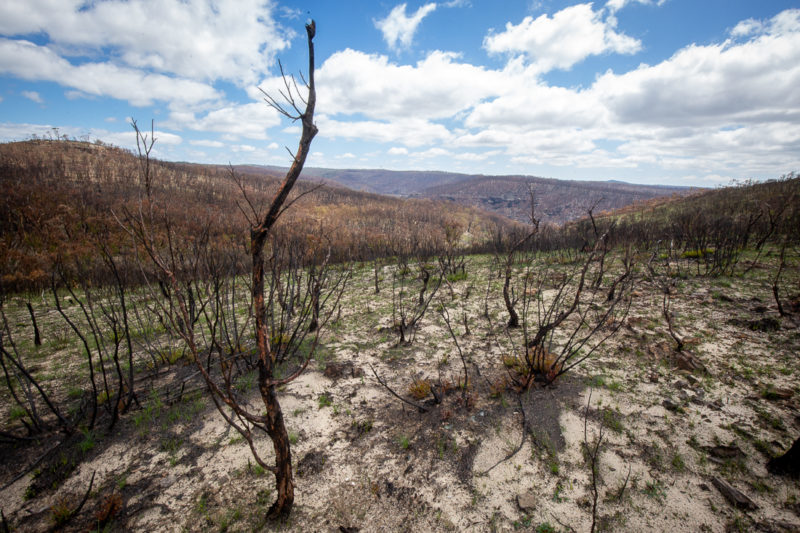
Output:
369,364,429,412
480,393,528,474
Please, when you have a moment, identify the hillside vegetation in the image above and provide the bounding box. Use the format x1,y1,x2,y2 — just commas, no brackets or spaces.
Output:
0,140,520,292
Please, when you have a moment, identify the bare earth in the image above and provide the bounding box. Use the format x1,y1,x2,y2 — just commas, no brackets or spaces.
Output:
1,254,799,532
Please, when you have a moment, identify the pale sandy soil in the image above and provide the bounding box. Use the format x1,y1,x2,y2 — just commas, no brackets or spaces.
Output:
1,254,799,532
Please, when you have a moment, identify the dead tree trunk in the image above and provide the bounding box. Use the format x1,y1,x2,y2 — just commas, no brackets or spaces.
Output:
768,436,800,478
503,187,539,328
249,20,318,518
25,302,41,346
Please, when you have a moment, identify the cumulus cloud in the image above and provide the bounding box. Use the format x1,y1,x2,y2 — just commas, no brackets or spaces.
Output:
21,90,43,104
312,49,514,121
189,139,225,148
0,38,220,107
317,115,453,147
375,3,437,50
591,9,800,127
0,0,289,85
484,3,641,72
605,0,665,15
388,147,409,155
167,103,281,140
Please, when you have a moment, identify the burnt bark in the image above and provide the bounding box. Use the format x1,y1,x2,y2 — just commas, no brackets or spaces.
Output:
767,436,800,478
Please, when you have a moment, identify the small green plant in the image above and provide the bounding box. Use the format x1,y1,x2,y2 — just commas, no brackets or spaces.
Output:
289,432,299,445
446,271,467,283
602,408,624,433
535,522,557,533
408,379,431,400
512,515,533,529
671,453,686,472
67,386,84,400
9,404,26,422
318,392,332,408
643,480,666,502
79,428,96,453
552,482,567,502
397,434,411,450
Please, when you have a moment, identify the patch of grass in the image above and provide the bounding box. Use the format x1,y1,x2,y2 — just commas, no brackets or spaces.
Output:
535,523,557,533
317,392,332,408
9,404,26,422
78,428,96,454
512,515,533,530
289,431,299,445
446,271,468,283
643,480,666,503
218,507,242,532
602,407,624,433
67,386,84,400
671,452,686,472
396,434,411,450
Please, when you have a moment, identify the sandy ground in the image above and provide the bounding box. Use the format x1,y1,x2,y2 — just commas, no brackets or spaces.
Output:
1,253,799,532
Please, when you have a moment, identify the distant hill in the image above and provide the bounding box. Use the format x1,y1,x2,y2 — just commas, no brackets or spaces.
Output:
236,165,468,195
422,175,697,225
239,166,699,225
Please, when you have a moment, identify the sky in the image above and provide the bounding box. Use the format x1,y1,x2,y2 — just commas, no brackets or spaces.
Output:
0,1,798,187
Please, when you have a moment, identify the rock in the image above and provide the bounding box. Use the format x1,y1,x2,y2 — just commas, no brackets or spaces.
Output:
711,476,758,510
649,373,660,383
517,491,537,512
763,387,794,401
324,361,364,379
706,445,746,461
675,351,706,373
759,519,800,532
663,399,680,412
296,450,328,477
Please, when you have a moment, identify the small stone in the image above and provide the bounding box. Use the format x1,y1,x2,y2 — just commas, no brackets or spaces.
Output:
663,399,679,412
517,491,537,512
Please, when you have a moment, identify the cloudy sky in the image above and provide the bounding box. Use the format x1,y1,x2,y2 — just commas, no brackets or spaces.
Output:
1,0,798,186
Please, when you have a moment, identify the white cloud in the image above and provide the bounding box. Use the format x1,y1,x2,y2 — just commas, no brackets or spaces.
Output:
375,3,437,50
730,18,764,38
484,3,641,72
388,147,409,155
0,38,220,107
605,0,665,15
0,0,290,85
412,147,451,158
591,9,800,127
189,139,225,148
314,49,514,121
232,144,256,152
21,90,43,103
318,115,453,147
168,103,281,140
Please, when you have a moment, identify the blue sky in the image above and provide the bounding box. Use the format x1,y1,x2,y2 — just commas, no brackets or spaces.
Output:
1,1,798,186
